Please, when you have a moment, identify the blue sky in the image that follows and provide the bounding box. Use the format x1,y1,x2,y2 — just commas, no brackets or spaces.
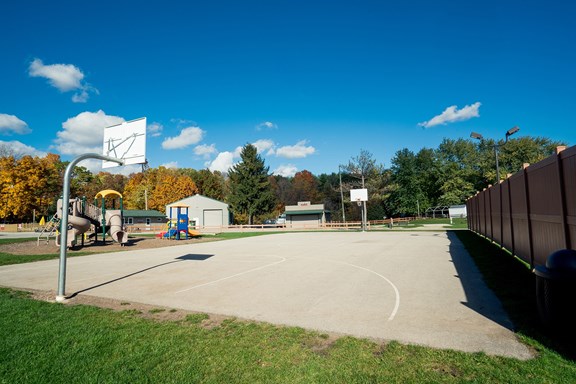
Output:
1,1,574,176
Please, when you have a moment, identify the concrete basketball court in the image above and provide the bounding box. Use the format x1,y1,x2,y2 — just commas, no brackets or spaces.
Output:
0,231,532,359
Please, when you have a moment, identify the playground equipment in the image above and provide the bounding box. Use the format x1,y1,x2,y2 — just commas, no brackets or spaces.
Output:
157,205,199,240
56,119,146,302
52,189,128,248
36,214,61,245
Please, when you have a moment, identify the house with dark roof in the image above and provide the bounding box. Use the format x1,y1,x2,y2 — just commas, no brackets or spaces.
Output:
284,201,331,227
123,209,167,229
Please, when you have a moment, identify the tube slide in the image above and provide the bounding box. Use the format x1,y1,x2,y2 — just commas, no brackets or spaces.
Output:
106,210,128,244
55,215,91,248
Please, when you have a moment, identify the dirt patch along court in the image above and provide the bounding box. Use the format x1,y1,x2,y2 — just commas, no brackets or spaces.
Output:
0,234,219,255
0,231,533,359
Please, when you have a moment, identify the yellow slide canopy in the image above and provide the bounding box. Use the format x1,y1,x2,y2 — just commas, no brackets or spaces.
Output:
95,189,123,199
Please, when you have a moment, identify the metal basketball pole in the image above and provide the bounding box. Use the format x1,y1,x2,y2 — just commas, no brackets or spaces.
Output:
56,153,123,302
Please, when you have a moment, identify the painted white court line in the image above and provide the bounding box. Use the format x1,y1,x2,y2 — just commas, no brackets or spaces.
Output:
175,256,286,293
333,260,400,321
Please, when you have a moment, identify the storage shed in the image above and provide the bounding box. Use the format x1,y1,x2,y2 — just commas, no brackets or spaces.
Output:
448,204,467,218
166,194,230,228
284,201,331,227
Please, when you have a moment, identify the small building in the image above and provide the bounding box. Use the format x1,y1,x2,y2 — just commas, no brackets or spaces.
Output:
166,194,230,228
448,204,467,218
123,209,167,228
284,201,331,227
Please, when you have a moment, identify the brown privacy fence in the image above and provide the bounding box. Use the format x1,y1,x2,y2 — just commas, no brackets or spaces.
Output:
466,145,576,270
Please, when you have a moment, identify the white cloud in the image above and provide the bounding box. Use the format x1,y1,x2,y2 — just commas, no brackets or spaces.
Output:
29,58,83,91
194,143,217,158
273,164,298,177
208,151,236,173
162,126,205,149
0,113,31,135
113,164,144,176
28,58,97,103
233,146,243,157
52,110,125,155
275,140,316,158
256,121,277,130
0,140,46,158
72,90,89,103
147,122,163,137
419,102,481,128
252,139,275,154
161,161,179,169
85,161,142,176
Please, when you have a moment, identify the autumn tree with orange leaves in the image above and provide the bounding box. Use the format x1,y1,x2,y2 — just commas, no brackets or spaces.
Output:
289,170,320,204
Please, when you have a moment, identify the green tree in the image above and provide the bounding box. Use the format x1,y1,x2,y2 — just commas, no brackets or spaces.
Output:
316,173,343,220
388,148,423,216
496,136,563,180
473,135,564,186
340,149,378,221
182,169,226,200
434,139,479,206
69,166,94,198
342,149,377,185
227,144,275,225
269,175,291,207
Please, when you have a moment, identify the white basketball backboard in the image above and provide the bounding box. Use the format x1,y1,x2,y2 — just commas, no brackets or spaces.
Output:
350,188,368,202
102,117,147,168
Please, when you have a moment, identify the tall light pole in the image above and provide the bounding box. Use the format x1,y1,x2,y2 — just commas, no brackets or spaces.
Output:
470,126,520,183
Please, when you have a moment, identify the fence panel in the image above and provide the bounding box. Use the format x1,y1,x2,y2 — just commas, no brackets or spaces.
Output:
525,155,565,267
491,183,502,245
467,145,576,269
501,178,513,252
561,146,576,250
508,170,532,265
478,189,487,236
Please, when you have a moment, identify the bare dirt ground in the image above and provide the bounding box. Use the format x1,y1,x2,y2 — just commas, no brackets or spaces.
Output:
26,287,232,327
1,234,232,326
1,234,220,255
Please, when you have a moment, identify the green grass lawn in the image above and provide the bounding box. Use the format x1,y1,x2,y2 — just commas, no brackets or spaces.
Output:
0,236,100,266
409,217,468,229
1,231,576,382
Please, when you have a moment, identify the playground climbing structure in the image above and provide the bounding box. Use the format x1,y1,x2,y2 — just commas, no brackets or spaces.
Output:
157,205,199,240
53,189,128,248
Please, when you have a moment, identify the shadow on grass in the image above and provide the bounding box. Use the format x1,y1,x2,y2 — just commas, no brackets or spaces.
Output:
444,231,516,331
452,230,576,360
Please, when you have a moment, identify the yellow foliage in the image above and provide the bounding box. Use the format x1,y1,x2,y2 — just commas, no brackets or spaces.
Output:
0,153,62,221
148,174,198,211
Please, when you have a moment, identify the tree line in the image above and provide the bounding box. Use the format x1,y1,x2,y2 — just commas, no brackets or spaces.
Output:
0,136,564,224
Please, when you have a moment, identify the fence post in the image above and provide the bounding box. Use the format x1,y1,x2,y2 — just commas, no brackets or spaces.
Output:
507,175,516,256
499,181,504,248
488,186,494,241
482,188,488,237
522,163,535,268
555,146,571,250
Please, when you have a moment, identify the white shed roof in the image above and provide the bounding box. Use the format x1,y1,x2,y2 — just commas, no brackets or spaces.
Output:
166,194,228,212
